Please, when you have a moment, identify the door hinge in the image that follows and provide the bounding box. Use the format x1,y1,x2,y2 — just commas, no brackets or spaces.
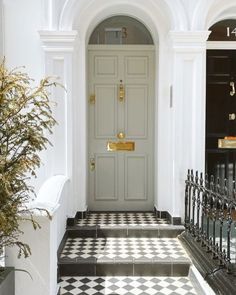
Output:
89,94,96,104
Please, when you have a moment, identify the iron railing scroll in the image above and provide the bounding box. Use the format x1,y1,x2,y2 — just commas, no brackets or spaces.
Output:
185,170,236,273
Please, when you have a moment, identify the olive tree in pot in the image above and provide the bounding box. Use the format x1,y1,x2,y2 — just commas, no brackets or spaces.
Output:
0,60,57,294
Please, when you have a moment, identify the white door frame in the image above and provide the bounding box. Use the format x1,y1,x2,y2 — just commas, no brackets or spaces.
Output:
40,1,182,219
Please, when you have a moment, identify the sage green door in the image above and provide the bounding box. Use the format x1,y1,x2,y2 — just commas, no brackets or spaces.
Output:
88,45,155,211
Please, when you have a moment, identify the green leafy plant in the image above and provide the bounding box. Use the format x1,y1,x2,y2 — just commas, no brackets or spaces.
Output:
0,59,57,259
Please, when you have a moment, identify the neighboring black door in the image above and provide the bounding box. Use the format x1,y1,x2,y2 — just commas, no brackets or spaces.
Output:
206,50,236,182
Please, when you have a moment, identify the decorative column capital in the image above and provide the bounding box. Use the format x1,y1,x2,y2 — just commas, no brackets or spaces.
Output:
169,31,211,52
39,30,78,52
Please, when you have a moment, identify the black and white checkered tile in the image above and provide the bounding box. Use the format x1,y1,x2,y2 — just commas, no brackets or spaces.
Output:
59,276,197,295
60,237,188,261
77,212,169,227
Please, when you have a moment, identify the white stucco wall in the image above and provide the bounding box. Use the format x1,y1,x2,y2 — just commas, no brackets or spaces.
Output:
2,0,49,193
3,0,43,79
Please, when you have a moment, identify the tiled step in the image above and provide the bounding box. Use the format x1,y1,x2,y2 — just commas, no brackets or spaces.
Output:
58,211,193,294
59,276,198,295
58,237,190,276
67,212,184,238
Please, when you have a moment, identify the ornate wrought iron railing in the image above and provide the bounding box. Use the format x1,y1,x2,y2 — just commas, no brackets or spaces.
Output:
185,170,236,273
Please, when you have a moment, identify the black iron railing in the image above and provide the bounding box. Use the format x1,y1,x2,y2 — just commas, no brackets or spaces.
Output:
185,170,236,273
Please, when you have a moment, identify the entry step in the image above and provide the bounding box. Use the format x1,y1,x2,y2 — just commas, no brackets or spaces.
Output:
68,212,184,238
59,276,198,295
58,237,190,276
76,212,169,227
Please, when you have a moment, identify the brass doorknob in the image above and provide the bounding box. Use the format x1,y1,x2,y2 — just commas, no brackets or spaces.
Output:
229,113,236,120
117,132,125,139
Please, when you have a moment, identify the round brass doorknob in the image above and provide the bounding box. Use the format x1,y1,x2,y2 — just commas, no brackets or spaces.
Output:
117,132,125,139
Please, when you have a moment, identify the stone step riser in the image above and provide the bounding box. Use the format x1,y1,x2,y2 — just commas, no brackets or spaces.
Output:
59,262,190,277
67,228,184,238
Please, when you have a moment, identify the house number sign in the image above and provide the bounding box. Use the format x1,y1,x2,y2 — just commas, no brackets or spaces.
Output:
208,19,236,41
227,27,236,37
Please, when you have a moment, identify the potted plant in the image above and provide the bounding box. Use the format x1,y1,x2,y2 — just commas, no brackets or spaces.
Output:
0,59,57,294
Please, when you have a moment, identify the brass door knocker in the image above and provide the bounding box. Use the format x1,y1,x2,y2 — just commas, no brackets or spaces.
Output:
119,80,125,102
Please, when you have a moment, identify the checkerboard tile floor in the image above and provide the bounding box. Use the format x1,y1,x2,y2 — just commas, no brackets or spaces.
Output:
59,276,197,295
60,237,188,261
76,212,169,227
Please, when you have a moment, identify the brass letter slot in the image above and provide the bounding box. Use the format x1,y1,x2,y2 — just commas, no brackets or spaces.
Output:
107,141,135,151
218,138,236,149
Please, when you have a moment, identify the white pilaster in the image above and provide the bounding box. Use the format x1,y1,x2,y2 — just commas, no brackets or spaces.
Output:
39,30,85,216
168,31,210,219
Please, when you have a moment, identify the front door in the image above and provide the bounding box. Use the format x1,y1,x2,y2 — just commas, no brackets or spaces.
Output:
206,50,236,182
88,46,155,211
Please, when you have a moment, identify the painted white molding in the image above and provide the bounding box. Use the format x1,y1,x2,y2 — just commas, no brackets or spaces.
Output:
39,30,80,215
168,30,210,218
39,30,78,52
169,31,211,51
59,0,171,43
87,45,155,51
206,0,236,29
207,41,236,50
192,0,236,30
50,0,189,32
164,0,188,30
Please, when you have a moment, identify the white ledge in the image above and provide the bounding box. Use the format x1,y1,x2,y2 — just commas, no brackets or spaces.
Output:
29,175,69,216
39,30,78,41
169,31,211,50
39,30,78,52
207,41,236,49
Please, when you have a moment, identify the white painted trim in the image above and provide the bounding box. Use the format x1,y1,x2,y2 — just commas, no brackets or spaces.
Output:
87,45,155,51
39,30,78,52
169,31,211,49
207,41,236,50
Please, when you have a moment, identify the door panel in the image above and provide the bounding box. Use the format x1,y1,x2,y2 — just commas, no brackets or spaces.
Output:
95,56,118,78
88,46,154,211
95,154,118,200
95,84,117,138
124,155,147,200
125,56,148,78
125,85,148,138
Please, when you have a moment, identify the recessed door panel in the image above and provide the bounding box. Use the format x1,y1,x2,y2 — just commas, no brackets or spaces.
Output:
125,85,148,138
95,56,118,78
95,84,117,138
125,56,148,78
95,154,118,200
125,155,147,200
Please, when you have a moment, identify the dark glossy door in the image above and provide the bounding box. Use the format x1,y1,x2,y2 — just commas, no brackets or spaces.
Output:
206,50,236,182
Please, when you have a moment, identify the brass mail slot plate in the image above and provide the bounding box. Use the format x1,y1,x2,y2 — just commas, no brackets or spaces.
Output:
107,141,135,151
218,139,236,149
